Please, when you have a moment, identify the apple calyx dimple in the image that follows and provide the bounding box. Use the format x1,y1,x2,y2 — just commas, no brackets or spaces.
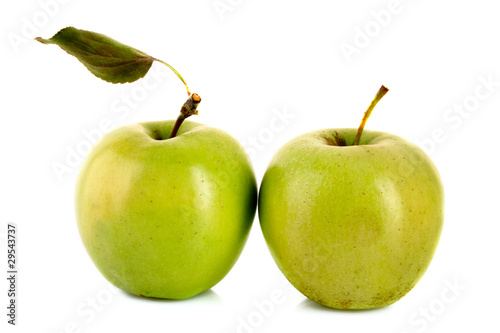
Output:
332,131,347,146
324,131,347,146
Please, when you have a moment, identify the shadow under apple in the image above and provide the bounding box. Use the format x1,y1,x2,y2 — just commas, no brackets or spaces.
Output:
122,288,223,304
298,297,393,313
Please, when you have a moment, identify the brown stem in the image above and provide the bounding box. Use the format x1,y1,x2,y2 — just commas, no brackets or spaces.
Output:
353,85,389,145
169,93,202,138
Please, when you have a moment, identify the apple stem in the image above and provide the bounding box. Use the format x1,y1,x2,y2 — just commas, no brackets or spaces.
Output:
155,59,191,96
169,93,202,138
353,85,389,145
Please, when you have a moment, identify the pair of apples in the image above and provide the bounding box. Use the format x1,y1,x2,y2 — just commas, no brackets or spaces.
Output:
39,27,444,310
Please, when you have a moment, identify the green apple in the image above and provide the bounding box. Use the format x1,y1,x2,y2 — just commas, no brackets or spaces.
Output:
35,28,258,299
258,86,444,309
75,117,257,299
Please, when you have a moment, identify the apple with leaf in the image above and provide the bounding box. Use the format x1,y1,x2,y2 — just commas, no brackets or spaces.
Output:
37,27,257,299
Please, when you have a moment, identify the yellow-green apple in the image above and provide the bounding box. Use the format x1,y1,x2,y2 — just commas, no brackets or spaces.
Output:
75,117,257,299
258,86,444,309
36,27,258,299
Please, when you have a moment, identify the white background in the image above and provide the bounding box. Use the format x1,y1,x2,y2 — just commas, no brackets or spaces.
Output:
1,0,499,332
